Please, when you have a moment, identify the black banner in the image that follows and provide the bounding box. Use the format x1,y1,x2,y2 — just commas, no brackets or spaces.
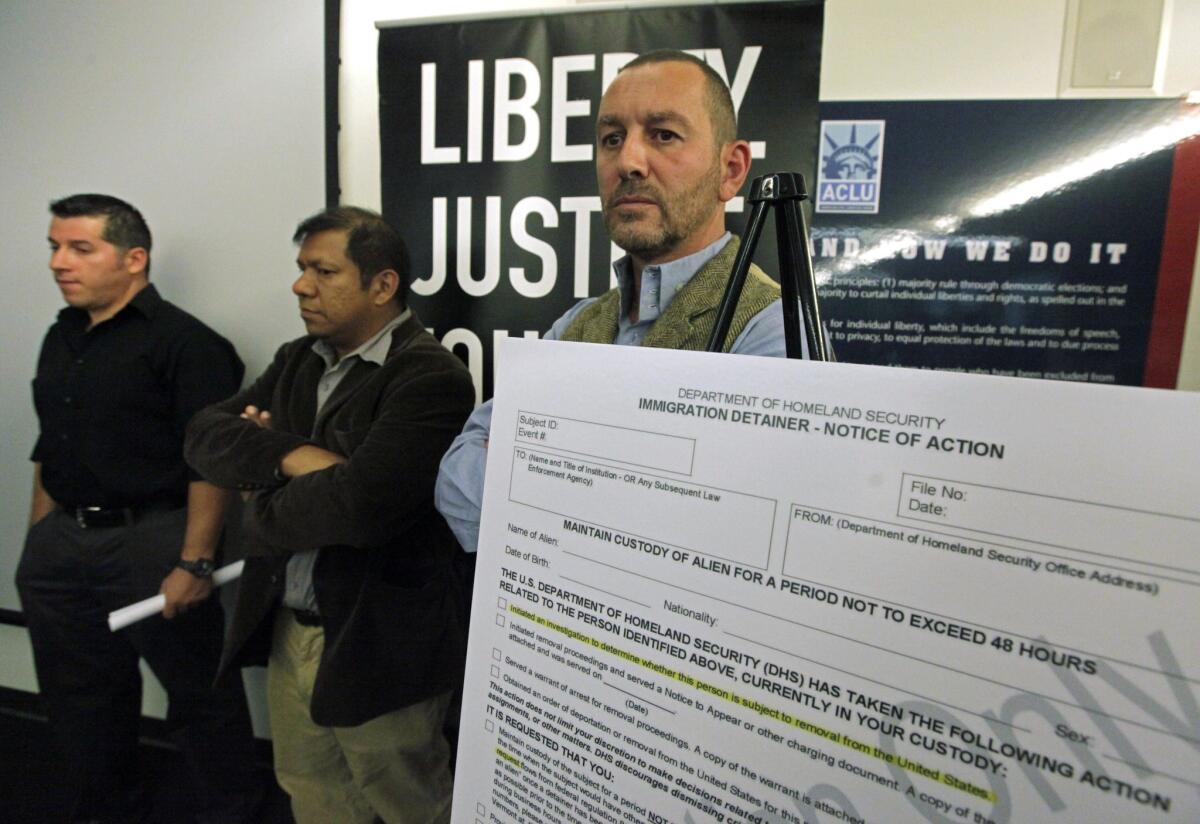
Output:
379,2,826,401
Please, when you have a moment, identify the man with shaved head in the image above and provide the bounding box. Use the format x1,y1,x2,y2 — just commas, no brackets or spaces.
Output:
436,49,808,554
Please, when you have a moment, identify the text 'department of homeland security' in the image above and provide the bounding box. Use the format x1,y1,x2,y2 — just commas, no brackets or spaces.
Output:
452,338,1200,824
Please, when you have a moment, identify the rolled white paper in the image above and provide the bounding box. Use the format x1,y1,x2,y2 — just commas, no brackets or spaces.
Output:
107,559,246,631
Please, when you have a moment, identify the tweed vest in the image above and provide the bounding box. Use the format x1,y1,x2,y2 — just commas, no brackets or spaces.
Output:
560,236,780,352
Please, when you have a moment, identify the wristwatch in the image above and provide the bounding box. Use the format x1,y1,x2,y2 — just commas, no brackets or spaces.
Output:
175,557,216,578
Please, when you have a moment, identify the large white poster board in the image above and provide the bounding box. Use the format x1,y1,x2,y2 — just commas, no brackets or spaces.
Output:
452,338,1199,823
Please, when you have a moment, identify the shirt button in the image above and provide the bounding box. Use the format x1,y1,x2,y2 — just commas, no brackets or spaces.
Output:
60,434,68,441
63,396,72,404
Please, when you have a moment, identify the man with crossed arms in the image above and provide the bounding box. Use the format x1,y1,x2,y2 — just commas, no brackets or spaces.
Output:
186,207,473,824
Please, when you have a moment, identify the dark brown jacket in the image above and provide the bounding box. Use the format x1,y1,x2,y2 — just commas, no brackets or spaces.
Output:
185,312,473,726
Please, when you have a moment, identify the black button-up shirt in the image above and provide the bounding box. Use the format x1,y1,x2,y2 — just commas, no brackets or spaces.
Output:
31,284,243,508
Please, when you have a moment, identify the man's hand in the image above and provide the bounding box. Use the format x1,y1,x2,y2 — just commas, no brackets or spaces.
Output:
162,481,231,617
239,405,347,478
237,406,275,499
280,444,347,478
29,464,56,529
241,405,273,429
160,566,214,619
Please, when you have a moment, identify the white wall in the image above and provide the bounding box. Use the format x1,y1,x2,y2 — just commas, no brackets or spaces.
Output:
820,0,1069,100
0,0,325,728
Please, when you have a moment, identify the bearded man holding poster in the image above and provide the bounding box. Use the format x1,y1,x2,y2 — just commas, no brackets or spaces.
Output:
436,50,807,552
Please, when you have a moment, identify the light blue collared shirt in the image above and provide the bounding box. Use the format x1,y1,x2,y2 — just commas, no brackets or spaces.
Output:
282,309,410,613
434,234,801,554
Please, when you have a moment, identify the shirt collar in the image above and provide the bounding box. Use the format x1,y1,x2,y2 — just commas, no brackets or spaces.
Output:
128,283,164,318
310,308,411,369
58,282,162,328
612,232,732,324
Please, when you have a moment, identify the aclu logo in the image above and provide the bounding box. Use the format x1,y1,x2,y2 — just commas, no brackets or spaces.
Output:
815,120,885,214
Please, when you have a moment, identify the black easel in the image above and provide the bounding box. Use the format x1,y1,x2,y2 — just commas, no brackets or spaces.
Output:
706,172,832,361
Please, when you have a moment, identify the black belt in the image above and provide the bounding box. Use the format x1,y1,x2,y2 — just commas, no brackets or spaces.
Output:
290,608,322,627
68,502,177,529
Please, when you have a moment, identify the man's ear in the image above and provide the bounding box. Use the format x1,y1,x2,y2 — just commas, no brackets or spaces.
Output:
123,246,149,277
372,269,400,305
718,140,752,202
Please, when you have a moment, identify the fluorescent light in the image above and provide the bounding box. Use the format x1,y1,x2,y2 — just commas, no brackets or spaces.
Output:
970,111,1200,218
